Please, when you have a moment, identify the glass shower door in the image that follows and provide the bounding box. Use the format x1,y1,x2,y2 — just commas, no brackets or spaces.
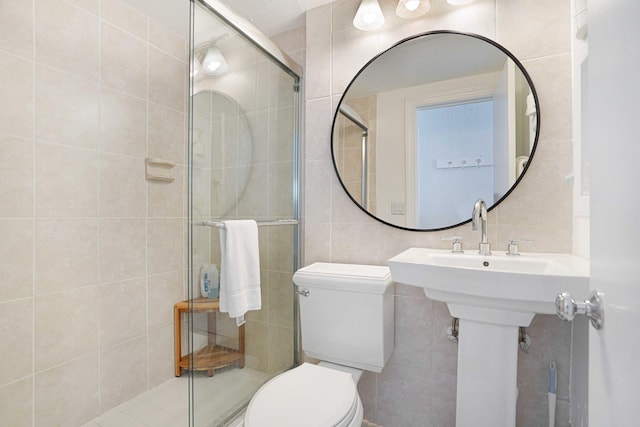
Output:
187,1,300,425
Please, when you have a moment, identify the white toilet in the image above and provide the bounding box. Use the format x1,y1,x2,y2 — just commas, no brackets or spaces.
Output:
243,262,394,427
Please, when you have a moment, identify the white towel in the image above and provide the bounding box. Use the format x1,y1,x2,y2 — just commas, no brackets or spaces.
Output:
219,220,261,326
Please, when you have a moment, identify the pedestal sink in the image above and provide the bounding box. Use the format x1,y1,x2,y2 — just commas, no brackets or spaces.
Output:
387,247,589,427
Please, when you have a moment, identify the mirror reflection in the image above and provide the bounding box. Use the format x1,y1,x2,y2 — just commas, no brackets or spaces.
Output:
192,90,252,218
332,31,539,231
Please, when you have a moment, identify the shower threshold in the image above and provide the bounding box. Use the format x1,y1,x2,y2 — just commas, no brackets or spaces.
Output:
83,366,271,427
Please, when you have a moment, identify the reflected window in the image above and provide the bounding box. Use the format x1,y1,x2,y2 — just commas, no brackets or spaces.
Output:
416,99,494,228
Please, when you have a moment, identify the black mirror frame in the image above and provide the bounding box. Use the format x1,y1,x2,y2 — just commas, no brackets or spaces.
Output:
330,30,541,232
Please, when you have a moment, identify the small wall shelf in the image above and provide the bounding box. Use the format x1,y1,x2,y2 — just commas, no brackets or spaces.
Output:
145,157,176,182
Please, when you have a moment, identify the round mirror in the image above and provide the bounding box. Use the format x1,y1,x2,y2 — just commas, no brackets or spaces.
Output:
331,31,540,231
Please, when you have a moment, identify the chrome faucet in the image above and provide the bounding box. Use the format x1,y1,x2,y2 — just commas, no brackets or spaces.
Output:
472,199,491,255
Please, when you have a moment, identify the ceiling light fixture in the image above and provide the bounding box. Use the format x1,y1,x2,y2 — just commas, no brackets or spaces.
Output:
201,46,228,75
396,0,431,18
353,0,385,31
447,0,473,5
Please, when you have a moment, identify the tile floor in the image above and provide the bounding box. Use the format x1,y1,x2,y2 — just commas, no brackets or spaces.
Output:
83,367,272,427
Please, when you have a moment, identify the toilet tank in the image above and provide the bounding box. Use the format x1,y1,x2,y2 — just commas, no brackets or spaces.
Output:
293,263,394,373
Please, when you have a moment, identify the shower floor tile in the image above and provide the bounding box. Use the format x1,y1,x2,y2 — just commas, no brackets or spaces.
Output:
84,367,271,427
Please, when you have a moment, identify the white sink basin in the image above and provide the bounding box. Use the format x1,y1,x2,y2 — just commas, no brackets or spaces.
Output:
388,247,589,325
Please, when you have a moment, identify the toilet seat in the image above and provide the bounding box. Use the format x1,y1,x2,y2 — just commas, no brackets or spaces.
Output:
244,363,361,427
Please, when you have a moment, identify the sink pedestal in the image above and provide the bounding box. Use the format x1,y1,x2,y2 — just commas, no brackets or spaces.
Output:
449,304,534,427
456,318,519,427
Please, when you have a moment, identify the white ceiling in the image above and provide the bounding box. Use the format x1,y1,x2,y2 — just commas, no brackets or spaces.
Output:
120,0,335,39
217,0,335,35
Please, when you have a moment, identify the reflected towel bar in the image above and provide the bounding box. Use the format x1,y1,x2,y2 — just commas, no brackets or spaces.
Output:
201,219,299,228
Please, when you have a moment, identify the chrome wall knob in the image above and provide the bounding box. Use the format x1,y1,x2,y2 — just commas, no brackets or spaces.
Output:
555,290,604,330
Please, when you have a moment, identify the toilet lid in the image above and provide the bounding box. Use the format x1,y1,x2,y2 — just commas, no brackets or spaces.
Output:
244,363,358,427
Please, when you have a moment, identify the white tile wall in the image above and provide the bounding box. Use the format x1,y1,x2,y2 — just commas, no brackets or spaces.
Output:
0,220,33,301
100,337,149,411
0,377,33,427
0,299,33,386
0,0,189,425
0,1,34,59
34,354,100,427
99,278,147,348
35,0,100,82
0,53,34,139
35,66,100,149
0,136,34,216
100,23,149,99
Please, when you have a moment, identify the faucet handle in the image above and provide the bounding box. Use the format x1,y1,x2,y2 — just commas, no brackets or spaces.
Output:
442,236,464,253
506,239,533,256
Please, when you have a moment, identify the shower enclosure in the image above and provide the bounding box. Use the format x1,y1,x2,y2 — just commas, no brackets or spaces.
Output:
187,1,301,425
0,0,298,424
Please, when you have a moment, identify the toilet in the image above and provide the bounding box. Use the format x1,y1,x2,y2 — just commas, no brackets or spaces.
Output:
243,262,394,427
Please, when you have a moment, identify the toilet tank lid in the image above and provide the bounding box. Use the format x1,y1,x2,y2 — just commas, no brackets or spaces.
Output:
293,262,393,294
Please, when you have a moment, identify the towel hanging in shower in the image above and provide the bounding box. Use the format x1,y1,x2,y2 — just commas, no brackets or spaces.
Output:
218,220,261,326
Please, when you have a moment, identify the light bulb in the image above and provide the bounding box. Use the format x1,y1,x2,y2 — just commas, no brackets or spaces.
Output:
204,60,221,72
201,46,228,75
353,0,384,31
363,10,377,24
396,0,430,18
405,0,419,11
